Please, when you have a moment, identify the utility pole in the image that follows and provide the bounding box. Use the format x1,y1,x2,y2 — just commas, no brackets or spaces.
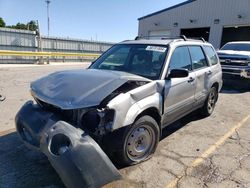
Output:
45,0,51,37
36,20,44,64
36,20,42,52
45,0,51,64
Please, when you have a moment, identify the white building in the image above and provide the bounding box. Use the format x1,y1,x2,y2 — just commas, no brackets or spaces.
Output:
138,0,250,48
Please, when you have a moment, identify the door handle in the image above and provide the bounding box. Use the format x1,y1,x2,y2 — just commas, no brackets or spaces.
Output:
188,77,195,83
206,70,212,76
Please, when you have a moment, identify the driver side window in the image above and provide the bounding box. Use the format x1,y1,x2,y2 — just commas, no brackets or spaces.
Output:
169,46,192,71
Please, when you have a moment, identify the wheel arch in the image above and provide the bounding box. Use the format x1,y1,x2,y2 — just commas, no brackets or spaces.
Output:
135,107,162,131
211,82,219,102
211,82,219,92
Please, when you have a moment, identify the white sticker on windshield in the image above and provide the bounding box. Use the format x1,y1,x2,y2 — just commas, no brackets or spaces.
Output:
146,46,167,52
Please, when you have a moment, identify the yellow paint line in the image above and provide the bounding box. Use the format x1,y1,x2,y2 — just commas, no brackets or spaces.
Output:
166,113,250,188
0,128,16,136
0,50,100,58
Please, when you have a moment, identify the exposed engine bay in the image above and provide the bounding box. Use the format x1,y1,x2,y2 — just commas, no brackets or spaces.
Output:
33,80,149,140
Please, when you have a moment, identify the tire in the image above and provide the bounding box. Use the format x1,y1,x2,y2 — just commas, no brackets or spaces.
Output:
112,115,160,166
200,87,218,117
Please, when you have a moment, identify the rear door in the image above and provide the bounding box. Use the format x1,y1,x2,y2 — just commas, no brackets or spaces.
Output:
163,46,196,126
203,45,222,79
188,46,211,104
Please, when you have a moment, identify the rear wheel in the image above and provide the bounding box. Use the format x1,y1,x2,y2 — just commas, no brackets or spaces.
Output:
200,87,218,117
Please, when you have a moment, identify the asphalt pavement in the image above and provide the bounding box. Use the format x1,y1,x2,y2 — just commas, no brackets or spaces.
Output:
0,64,249,188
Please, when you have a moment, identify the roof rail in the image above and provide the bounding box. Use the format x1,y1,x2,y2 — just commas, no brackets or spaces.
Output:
134,35,206,43
185,37,206,43
135,35,188,40
200,37,206,43
180,35,187,41
134,36,140,40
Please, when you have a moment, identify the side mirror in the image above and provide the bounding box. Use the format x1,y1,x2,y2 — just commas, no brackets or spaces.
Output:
168,69,189,79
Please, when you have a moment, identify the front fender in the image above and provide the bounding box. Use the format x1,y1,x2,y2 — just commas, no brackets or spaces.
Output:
107,81,164,130
123,92,162,126
108,86,163,131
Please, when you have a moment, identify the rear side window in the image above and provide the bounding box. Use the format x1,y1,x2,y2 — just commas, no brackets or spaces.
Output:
204,46,218,65
169,46,192,71
189,46,208,70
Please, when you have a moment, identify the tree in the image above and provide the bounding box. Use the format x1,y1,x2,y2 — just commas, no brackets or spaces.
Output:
0,17,6,27
0,19,37,31
15,22,27,30
27,20,38,31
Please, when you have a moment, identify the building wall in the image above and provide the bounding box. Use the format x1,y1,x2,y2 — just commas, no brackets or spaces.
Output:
138,0,250,48
0,27,113,64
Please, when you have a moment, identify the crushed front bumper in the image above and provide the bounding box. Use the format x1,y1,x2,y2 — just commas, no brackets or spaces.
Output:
15,101,121,188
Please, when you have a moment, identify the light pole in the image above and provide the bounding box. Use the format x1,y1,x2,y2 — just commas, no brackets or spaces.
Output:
45,0,51,37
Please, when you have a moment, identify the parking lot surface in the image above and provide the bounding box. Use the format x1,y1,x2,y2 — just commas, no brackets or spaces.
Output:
0,64,250,188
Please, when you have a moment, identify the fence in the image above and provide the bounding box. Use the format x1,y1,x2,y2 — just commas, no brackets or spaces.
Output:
0,27,113,64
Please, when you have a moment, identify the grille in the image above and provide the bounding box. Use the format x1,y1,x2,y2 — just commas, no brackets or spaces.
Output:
219,56,248,61
222,68,241,74
220,61,248,66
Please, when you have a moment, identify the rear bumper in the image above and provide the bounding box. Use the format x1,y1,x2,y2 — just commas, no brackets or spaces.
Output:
15,101,121,188
221,65,250,78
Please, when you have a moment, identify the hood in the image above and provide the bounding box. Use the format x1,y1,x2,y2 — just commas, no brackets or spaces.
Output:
217,50,250,59
31,69,150,109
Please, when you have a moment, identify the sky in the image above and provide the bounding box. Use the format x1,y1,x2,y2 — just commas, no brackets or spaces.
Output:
0,0,185,42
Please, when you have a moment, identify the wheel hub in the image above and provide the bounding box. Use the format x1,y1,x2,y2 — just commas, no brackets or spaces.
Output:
126,125,154,161
208,90,216,112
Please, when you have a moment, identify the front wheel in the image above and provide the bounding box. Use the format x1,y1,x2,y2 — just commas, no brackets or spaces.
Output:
115,115,160,166
200,87,218,117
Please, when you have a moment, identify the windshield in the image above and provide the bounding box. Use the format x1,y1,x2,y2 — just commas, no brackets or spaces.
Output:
90,44,168,80
221,43,250,51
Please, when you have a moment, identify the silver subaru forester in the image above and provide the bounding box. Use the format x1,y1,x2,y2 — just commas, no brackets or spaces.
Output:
16,36,223,187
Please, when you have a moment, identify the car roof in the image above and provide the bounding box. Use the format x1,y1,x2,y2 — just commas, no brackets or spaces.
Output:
119,39,209,46
119,39,173,45
226,41,250,45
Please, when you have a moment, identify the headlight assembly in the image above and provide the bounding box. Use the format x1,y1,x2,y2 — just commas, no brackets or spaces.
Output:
81,108,115,134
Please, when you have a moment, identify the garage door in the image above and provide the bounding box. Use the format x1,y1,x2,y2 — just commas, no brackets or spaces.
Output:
180,27,210,41
149,30,171,38
221,25,250,47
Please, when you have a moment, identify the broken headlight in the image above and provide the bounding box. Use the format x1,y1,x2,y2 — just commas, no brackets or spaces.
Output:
81,108,115,135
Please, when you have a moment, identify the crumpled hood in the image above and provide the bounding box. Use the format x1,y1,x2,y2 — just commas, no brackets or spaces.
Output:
217,50,250,59
31,69,150,109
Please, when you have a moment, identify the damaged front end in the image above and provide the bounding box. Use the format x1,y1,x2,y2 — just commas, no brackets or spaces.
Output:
15,68,163,187
15,101,121,188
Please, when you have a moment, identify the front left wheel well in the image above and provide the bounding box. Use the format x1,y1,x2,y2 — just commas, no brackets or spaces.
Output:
137,107,161,128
